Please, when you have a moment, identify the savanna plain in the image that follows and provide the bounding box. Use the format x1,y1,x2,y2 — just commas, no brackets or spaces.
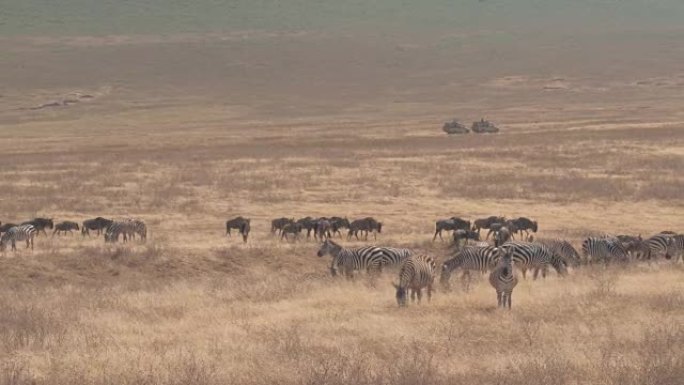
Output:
1,7,684,383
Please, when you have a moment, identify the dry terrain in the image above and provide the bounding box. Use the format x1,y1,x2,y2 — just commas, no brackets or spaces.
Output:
1,27,683,385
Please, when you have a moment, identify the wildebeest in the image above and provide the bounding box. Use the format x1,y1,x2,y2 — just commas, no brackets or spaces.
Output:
315,219,332,240
226,216,251,242
509,217,538,238
0,223,18,234
494,226,512,247
82,217,113,237
329,217,350,238
52,221,80,236
348,217,382,241
281,222,303,242
433,217,471,241
21,218,54,237
296,217,319,238
452,229,481,249
271,217,294,235
472,216,505,234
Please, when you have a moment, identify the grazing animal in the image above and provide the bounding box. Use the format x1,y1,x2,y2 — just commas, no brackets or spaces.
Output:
494,226,512,247
536,239,581,267
315,219,332,240
644,233,675,260
329,217,351,238
271,217,294,235
0,223,18,234
104,219,145,243
440,245,499,291
452,229,481,249
226,216,251,242
498,242,567,279
472,216,505,235
317,239,383,278
52,221,80,236
509,217,538,238
348,217,382,241
489,248,519,309
581,237,628,265
0,225,37,251
433,217,471,241
280,222,303,242
393,255,436,307
21,218,53,237
82,217,113,237
295,217,319,238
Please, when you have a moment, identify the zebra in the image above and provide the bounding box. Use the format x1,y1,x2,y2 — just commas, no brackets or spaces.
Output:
494,226,512,247
317,239,383,278
393,255,436,307
271,217,294,235
21,218,53,237
489,247,519,309
644,233,675,260
104,220,144,243
581,237,628,265
498,242,567,279
433,217,471,241
440,245,499,291
0,223,18,234
348,217,382,241
226,216,250,242
0,224,37,251
52,221,80,236
472,216,505,235
669,234,684,262
536,238,581,267
280,222,303,242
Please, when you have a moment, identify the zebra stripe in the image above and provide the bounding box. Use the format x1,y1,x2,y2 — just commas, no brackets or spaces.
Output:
670,235,684,262
581,237,628,265
394,255,436,307
644,234,674,260
537,239,581,267
104,219,144,243
440,245,499,290
498,242,567,279
0,225,37,251
489,248,519,309
317,240,384,278
374,247,412,270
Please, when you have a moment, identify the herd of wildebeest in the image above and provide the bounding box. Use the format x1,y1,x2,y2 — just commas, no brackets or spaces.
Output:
1,214,681,308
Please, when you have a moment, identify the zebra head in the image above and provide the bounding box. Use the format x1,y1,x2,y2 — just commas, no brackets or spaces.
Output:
392,282,408,307
317,239,338,257
439,262,453,290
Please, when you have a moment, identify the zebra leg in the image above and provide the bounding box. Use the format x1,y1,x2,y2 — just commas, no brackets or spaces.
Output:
506,291,512,309
496,291,502,307
427,284,433,303
521,268,528,280
416,288,422,304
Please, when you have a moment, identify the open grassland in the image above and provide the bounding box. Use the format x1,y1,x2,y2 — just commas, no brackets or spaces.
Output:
0,102,683,384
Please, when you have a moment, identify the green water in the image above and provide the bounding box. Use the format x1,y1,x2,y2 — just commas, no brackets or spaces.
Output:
2,0,683,37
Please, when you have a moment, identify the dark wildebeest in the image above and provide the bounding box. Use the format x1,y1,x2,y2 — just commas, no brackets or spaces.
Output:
52,221,80,237
271,217,294,235
82,217,113,237
329,217,350,238
21,218,54,237
296,217,319,238
509,217,538,238
472,216,505,235
433,217,471,241
452,229,481,249
281,222,303,242
226,216,251,242
486,220,518,240
348,217,382,241
315,219,332,240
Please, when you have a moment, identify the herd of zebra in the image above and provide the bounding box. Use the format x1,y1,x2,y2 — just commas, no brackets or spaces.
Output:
0,217,147,250
313,214,683,308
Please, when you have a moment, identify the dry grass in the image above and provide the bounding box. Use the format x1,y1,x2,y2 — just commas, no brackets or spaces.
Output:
1,31,684,385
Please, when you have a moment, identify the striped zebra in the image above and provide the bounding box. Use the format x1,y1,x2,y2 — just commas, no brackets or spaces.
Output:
536,238,581,267
440,245,499,291
644,234,675,260
393,255,436,307
21,218,53,237
317,239,383,278
489,248,519,309
0,225,37,251
581,237,628,265
670,234,684,262
498,242,567,279
104,219,146,243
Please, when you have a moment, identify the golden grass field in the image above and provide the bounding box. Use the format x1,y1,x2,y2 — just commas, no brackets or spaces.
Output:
1,30,684,384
